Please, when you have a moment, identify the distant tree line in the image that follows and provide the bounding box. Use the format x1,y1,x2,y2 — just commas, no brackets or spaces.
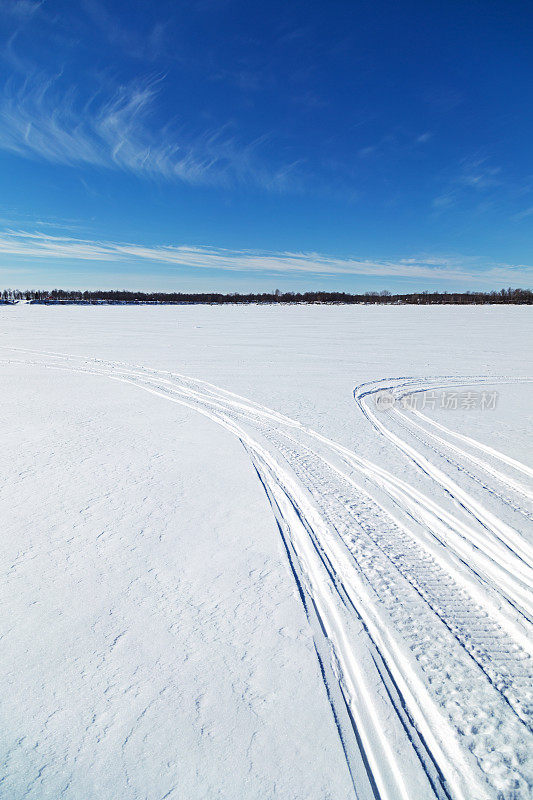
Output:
1,287,532,304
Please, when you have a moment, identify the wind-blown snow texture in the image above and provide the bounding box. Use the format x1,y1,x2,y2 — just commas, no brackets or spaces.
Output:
1,304,532,800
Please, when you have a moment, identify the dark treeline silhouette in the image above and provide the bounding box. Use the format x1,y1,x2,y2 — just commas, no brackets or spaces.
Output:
1,287,532,304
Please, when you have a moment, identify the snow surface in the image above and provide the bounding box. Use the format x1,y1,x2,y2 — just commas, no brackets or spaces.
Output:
1,303,532,800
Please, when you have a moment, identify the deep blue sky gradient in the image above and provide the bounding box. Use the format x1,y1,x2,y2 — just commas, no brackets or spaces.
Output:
0,0,532,290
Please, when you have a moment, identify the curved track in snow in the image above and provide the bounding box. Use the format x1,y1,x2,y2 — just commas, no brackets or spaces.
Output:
354,378,532,598
3,349,533,800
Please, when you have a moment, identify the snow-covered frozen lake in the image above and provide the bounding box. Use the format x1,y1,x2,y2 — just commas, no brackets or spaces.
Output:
1,304,532,800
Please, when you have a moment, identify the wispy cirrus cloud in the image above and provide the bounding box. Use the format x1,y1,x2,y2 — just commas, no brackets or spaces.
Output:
357,130,433,160
513,206,533,221
80,0,169,62
432,155,513,212
0,229,531,286
0,72,299,190
0,0,43,17
456,157,502,190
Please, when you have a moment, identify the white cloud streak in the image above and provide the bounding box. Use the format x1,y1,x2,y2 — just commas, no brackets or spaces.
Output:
514,206,533,221
0,73,297,190
0,0,42,17
0,229,531,286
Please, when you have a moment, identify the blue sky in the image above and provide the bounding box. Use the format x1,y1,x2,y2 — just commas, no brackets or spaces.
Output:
0,0,532,291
